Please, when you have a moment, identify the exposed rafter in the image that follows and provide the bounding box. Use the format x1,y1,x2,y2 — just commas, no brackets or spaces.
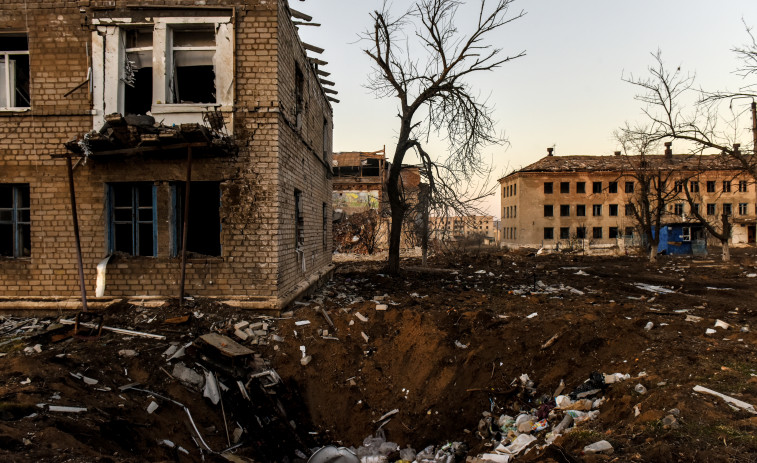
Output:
302,42,324,54
290,8,312,22
319,78,335,86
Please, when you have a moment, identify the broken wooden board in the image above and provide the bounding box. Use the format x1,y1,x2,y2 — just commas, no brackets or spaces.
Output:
198,333,254,358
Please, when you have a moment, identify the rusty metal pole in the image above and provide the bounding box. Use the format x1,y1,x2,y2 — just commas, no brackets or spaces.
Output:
179,145,193,308
66,156,88,313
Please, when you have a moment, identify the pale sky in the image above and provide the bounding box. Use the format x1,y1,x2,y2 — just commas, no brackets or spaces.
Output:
296,0,757,218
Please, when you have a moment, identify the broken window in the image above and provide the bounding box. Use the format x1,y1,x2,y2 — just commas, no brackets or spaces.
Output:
592,204,602,216
107,183,156,256
323,118,329,161
673,203,683,216
723,181,731,193
295,63,304,126
608,182,617,193
543,227,554,240
576,227,586,239
706,181,715,193
674,181,683,193
576,182,585,194
170,26,217,104
723,203,732,216
124,28,153,115
625,182,634,193
690,181,699,193
559,227,570,239
560,182,569,194
609,227,618,239
295,189,304,248
609,204,618,216
739,180,748,192
560,205,570,217
576,204,586,216
691,203,700,215
0,184,30,258
0,34,31,109
543,205,553,217
592,227,603,239
681,227,691,242
624,227,634,237
173,181,221,257
625,203,635,216
322,202,327,251
592,182,602,194
543,182,553,194
706,203,716,215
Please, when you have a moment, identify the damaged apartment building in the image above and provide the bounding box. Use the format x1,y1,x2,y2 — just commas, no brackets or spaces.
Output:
0,0,336,310
499,147,757,251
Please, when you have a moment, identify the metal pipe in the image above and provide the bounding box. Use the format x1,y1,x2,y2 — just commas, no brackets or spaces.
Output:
66,156,88,313
179,146,193,308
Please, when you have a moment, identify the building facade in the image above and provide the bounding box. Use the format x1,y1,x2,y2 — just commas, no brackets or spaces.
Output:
430,215,496,243
0,0,334,310
499,149,757,250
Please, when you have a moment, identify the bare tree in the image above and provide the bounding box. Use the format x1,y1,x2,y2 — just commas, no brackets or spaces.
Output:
364,0,525,274
680,180,732,261
615,126,679,263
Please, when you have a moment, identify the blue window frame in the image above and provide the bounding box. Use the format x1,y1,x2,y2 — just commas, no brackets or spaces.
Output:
106,182,157,256
0,184,30,257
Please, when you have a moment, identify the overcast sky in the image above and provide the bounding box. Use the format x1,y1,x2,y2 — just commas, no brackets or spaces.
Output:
296,0,757,218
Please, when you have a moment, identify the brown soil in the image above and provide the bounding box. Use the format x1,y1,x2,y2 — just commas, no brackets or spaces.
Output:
1,248,756,462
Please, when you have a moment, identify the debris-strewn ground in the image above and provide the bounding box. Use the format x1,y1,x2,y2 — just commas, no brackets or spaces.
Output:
1,248,756,462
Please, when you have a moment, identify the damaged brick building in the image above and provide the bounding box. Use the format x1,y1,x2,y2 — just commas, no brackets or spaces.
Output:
0,0,335,310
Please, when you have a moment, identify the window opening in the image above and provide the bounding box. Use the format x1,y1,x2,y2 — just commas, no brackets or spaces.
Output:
593,227,603,239
559,205,569,217
173,181,221,257
124,28,153,115
108,183,156,256
592,182,602,194
706,203,716,215
543,227,553,240
295,190,304,248
576,204,586,216
576,182,585,194
0,35,30,109
0,184,30,257
681,226,691,242
543,182,553,194
560,182,569,194
559,227,570,239
295,63,304,126
609,204,618,216
170,26,216,104
608,182,617,193
706,181,715,193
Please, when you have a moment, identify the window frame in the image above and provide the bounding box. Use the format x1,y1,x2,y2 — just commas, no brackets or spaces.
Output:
560,182,569,194
592,227,603,239
576,182,586,194
739,202,748,215
738,180,748,192
543,227,554,240
576,204,586,217
0,184,31,258
106,182,158,257
543,204,553,217
624,181,634,193
592,182,602,194
609,204,618,217
295,189,304,248
559,204,570,217
592,204,602,216
0,34,31,111
706,181,715,193
706,203,716,216
543,182,553,194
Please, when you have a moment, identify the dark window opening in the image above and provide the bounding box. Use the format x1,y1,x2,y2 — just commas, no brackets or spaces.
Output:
576,227,586,239
559,227,570,239
560,182,569,194
593,227,603,239
108,182,155,256
544,182,553,194
174,181,221,257
706,181,715,193
322,203,328,250
576,182,585,194
543,227,554,240
690,181,699,193
295,189,304,247
723,181,731,193
295,63,304,123
323,118,329,160
592,182,602,194
625,203,635,216
609,204,618,216
0,35,31,108
609,227,618,239
544,205,553,217
560,205,570,217
723,203,732,216
608,182,617,193
625,227,634,237
706,203,716,215
171,27,216,104
625,181,634,193
576,204,586,216
592,204,602,216
124,28,153,115
0,184,30,257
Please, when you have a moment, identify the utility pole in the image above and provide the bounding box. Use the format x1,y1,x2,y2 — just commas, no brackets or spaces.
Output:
751,101,756,155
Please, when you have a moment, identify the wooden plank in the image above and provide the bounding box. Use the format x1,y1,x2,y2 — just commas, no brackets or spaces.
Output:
290,8,312,22
199,333,254,357
326,96,340,103
308,57,328,66
319,78,335,86
302,42,324,54
316,69,331,77
323,88,338,95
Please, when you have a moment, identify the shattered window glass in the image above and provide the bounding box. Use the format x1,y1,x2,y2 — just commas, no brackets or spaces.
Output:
124,28,153,115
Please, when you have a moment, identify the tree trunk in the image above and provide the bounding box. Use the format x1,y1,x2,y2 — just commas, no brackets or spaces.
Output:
388,204,404,274
648,246,656,263
721,239,730,262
